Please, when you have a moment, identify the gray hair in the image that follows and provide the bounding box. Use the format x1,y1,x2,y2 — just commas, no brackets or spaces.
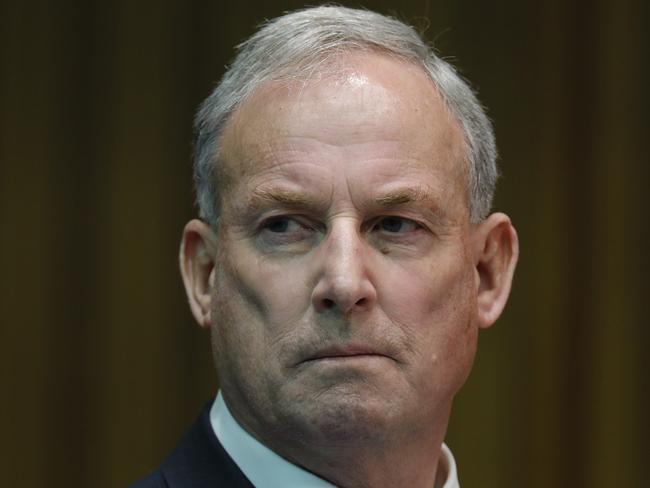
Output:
194,5,497,224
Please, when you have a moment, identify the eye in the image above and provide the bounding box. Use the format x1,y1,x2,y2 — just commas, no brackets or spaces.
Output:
258,216,317,248
373,216,420,234
264,217,296,233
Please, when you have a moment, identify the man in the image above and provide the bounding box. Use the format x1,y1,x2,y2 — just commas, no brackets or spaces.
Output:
132,5,518,488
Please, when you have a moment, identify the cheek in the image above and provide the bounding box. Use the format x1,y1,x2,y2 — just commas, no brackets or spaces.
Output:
211,245,313,349
381,254,476,328
380,255,478,390
238,255,314,325
210,247,318,408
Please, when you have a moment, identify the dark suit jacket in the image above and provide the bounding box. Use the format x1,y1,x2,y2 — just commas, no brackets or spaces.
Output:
129,401,255,487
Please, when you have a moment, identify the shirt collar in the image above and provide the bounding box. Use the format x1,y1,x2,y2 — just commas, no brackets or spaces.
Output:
210,392,460,488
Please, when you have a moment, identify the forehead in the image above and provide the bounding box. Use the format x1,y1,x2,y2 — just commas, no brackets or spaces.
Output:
218,52,466,204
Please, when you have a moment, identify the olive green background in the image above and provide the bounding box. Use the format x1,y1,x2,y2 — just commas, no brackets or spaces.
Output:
1,0,648,486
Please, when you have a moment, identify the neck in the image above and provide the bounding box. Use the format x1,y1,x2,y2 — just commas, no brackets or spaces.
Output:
293,439,445,488
244,406,452,488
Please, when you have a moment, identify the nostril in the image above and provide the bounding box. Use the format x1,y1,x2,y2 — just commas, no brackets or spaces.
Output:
322,298,335,309
355,298,366,307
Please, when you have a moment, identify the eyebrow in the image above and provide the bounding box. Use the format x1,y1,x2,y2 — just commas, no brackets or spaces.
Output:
242,185,442,217
374,187,450,226
374,187,436,208
245,187,322,210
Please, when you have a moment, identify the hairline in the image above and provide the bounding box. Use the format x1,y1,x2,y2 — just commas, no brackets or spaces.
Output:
193,6,497,228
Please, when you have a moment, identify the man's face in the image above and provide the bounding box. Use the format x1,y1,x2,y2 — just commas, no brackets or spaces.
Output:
209,53,481,450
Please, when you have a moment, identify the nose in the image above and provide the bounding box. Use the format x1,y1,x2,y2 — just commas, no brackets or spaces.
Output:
311,222,377,315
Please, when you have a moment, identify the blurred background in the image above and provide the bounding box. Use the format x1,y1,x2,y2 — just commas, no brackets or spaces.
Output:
1,0,648,486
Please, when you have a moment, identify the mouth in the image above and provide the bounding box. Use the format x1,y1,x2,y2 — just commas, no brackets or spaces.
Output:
302,345,393,364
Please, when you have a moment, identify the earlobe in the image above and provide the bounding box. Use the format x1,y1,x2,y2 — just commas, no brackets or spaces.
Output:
473,213,519,329
179,219,218,329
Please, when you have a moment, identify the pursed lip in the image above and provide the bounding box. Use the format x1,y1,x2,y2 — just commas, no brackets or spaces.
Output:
301,344,393,363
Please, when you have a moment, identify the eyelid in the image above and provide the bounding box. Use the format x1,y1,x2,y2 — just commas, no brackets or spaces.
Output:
257,214,326,239
263,216,299,232
257,212,430,235
368,215,425,232
261,213,321,227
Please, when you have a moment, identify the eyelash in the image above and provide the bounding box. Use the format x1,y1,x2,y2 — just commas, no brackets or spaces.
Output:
261,215,314,230
371,216,422,234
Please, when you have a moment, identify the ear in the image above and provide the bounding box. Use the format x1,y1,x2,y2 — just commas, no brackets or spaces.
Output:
472,212,519,329
179,219,218,329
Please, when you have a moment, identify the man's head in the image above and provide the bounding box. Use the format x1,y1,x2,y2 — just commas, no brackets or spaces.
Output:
180,6,518,486
192,5,498,227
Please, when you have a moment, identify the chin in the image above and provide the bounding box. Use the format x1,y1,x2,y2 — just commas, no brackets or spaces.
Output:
276,383,404,446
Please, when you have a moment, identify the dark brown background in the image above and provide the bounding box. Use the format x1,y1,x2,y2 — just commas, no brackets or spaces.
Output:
1,0,648,486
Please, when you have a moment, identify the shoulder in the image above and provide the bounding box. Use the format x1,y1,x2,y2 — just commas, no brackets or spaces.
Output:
127,400,254,488
128,469,167,488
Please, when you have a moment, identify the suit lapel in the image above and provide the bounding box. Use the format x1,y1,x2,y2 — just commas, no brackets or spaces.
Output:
161,401,255,488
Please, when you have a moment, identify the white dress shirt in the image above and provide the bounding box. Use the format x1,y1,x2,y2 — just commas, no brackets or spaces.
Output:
210,392,460,488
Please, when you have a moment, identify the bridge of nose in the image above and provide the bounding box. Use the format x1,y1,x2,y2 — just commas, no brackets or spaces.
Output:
310,216,378,314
